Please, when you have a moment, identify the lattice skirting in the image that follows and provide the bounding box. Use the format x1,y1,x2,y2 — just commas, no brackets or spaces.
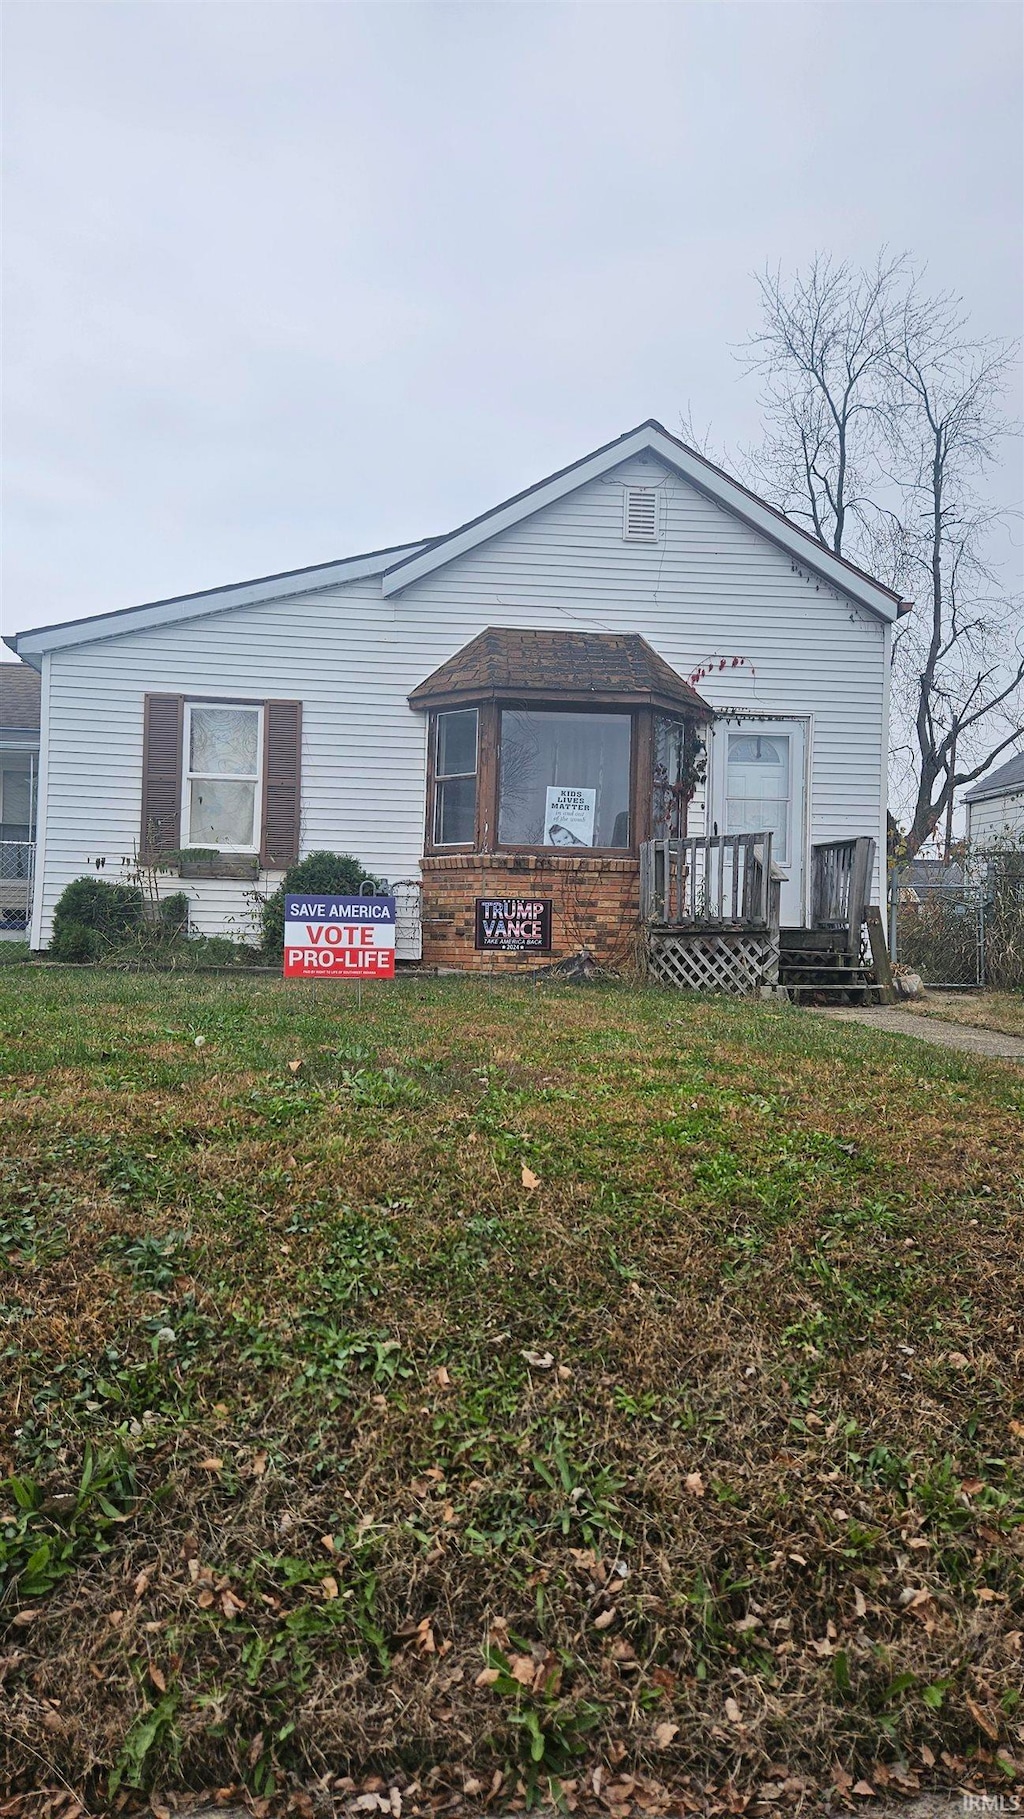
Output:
646,929,781,995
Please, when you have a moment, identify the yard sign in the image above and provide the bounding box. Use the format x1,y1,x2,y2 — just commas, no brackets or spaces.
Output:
283,895,396,979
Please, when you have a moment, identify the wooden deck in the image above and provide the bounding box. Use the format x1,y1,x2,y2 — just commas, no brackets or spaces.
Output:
639,832,892,998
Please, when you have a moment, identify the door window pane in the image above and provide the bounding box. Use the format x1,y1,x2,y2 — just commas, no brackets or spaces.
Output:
498,711,631,847
726,733,790,862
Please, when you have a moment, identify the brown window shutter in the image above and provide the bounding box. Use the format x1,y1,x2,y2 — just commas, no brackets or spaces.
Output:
261,699,302,868
141,694,184,855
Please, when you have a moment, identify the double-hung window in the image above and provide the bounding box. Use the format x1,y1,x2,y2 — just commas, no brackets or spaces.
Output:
183,702,263,852
433,708,478,845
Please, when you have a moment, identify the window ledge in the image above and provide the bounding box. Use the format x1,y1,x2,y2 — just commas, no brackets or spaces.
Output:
176,855,262,881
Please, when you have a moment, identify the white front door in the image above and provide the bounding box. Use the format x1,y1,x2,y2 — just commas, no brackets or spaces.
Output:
710,720,807,926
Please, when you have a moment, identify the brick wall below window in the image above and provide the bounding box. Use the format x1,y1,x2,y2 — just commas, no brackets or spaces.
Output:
420,853,642,973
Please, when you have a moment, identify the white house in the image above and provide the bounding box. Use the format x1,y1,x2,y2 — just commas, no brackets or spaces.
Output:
963,752,1024,851
6,420,907,979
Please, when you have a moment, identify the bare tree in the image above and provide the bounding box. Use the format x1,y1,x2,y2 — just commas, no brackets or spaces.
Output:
742,252,908,556
883,292,1023,857
739,256,1021,859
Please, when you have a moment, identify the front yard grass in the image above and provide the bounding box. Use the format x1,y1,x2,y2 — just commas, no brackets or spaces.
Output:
1,971,1022,1809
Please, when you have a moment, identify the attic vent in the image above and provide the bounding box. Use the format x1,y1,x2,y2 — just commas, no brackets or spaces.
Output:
623,485,659,541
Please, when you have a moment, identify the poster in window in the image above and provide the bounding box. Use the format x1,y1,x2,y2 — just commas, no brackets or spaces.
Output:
474,898,552,952
543,786,596,847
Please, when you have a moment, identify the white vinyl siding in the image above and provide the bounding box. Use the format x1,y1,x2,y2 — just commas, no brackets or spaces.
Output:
33,452,888,943
967,790,1024,848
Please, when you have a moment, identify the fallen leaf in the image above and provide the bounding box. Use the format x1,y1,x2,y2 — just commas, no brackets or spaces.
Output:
734,1615,760,1632
11,1609,39,1627
288,1060,303,1074
220,1590,246,1619
684,1471,705,1498
107,1609,125,1627
593,1608,616,1630
321,1576,340,1601
724,1697,743,1726
521,1166,540,1189
435,1366,451,1388
965,1695,999,1741
510,1655,536,1685
854,1587,867,1617
133,1571,151,1600
199,1457,224,1472
252,1452,268,1477
320,1534,336,1553
946,1352,970,1369
521,1349,554,1369
475,1667,500,1687
851,1782,876,1798
653,1722,679,1749
197,1589,215,1608
960,1478,984,1496
920,1745,936,1768
148,1663,167,1693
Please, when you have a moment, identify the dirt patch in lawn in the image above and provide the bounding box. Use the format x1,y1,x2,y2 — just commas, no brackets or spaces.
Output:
1,973,1022,1814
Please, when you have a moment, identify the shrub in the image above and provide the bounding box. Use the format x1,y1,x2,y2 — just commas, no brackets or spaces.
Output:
49,921,103,964
158,893,190,938
51,878,145,949
259,851,379,958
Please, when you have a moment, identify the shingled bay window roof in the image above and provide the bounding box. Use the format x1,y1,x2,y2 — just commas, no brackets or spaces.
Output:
408,628,714,718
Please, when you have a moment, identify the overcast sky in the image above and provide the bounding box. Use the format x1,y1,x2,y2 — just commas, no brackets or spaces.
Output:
2,0,1021,647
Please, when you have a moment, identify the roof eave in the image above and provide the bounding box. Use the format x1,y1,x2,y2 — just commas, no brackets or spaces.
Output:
408,683,713,717
7,541,433,658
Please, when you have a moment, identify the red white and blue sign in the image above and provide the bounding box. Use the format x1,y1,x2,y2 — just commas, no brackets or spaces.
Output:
283,895,397,979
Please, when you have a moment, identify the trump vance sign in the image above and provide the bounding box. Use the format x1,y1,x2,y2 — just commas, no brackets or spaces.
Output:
474,897,552,953
283,895,397,979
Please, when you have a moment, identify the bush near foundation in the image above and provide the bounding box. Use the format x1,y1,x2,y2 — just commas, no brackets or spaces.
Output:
259,850,379,957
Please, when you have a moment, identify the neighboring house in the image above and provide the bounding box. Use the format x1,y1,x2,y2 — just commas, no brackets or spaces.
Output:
0,662,40,934
964,752,1024,850
5,420,908,977
897,858,967,901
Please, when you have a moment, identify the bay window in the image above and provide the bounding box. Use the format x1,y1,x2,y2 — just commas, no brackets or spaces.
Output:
411,628,714,857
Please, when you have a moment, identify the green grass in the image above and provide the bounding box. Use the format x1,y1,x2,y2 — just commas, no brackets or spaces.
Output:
1,969,1022,1806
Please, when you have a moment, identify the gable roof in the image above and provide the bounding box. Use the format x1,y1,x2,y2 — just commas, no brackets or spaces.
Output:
964,751,1024,803
381,420,908,622
4,418,909,664
0,663,41,731
409,627,714,717
4,540,434,665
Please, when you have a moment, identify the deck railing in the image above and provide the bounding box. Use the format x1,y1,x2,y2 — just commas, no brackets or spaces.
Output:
640,832,779,930
809,836,875,952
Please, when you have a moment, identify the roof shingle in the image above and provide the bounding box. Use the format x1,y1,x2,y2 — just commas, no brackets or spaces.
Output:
0,664,41,732
409,628,713,716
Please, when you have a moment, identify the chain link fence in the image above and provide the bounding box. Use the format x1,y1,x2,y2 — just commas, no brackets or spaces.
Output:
890,845,1024,989
0,839,34,934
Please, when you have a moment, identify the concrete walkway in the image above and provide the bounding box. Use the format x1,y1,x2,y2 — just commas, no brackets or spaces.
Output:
813,1003,1024,1063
